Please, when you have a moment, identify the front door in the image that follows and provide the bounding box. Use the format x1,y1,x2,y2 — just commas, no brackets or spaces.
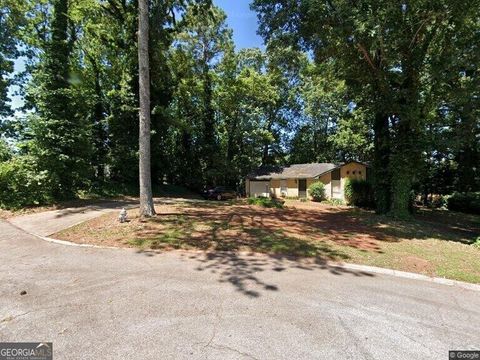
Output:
298,179,307,198
331,168,342,198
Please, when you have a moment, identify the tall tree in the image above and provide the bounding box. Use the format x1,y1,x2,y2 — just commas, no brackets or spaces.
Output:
252,0,478,217
290,61,348,164
215,46,303,185
175,4,232,185
0,0,27,130
26,0,91,200
138,0,155,216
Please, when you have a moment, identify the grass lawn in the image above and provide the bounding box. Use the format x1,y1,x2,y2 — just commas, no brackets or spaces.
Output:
54,200,480,283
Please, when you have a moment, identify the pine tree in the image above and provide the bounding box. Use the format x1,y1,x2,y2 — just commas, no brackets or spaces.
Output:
138,0,155,217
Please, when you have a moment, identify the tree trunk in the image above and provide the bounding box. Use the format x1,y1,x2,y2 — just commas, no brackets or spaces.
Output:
138,0,155,217
226,115,238,186
389,70,421,218
262,117,274,165
455,102,478,192
48,0,74,200
373,112,391,214
89,57,107,184
202,60,217,185
389,116,416,218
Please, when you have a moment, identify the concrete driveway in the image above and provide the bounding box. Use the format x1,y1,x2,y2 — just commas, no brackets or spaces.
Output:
7,197,205,237
1,220,479,359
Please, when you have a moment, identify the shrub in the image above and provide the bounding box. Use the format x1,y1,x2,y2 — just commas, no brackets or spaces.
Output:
447,192,480,214
473,237,480,249
344,178,374,208
247,197,284,208
308,181,326,202
0,156,52,209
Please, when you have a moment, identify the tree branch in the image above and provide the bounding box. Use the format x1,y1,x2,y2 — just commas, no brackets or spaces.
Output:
409,16,431,49
356,43,377,72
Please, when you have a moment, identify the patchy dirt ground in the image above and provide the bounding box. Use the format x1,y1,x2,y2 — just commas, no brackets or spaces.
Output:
54,201,480,283
55,203,387,251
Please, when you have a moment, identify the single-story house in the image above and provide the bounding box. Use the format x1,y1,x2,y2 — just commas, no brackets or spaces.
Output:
246,161,369,201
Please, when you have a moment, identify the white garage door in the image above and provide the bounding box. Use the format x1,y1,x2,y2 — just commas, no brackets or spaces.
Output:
250,181,270,198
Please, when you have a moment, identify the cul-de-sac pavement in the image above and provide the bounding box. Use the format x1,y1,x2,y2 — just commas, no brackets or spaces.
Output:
1,203,479,360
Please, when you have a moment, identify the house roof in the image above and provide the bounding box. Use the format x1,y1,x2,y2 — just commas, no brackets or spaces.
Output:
247,161,369,180
247,163,338,180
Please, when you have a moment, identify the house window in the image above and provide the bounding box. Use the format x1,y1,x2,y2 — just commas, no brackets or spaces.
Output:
346,171,350,175
352,170,356,175
359,171,362,175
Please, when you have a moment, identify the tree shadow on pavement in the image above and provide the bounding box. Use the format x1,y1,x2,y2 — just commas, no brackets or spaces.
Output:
52,200,139,218
136,248,374,298
184,251,374,298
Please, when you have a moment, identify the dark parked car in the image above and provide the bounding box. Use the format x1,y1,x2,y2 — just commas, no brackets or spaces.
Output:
202,186,238,201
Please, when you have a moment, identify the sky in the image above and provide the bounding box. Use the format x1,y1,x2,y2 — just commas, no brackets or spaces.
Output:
213,0,264,50
9,0,263,110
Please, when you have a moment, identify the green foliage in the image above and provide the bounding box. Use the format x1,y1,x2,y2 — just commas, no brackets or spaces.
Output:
344,178,374,208
289,62,340,164
330,109,373,161
252,0,480,218
308,182,326,202
247,197,284,208
0,156,52,209
25,0,92,200
447,192,480,215
0,0,27,122
170,4,233,186
473,237,480,249
2,0,478,212
321,198,345,206
0,139,12,162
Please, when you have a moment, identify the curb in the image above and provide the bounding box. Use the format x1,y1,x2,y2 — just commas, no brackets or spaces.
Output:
331,263,480,292
37,234,119,250
25,232,480,292
5,218,119,250
7,217,480,293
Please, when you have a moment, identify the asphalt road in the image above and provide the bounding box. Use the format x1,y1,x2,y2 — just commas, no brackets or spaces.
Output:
1,220,479,359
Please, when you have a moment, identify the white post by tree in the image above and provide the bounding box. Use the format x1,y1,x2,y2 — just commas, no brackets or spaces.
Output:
138,0,155,217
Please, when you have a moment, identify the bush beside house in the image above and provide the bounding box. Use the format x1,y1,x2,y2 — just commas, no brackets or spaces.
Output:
308,182,326,202
344,178,374,208
248,197,284,208
447,192,480,214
